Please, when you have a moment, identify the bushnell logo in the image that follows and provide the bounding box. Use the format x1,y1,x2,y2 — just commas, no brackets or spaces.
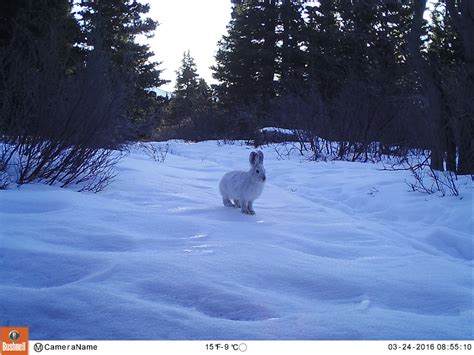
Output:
8,331,20,342
1,327,29,355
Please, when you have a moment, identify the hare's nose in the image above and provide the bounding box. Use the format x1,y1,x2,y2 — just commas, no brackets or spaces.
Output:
262,176,266,181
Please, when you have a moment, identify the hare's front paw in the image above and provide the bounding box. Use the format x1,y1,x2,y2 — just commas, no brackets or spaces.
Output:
223,198,234,207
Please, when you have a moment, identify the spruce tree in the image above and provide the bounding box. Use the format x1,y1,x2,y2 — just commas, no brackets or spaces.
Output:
171,51,212,125
448,0,473,175
78,0,167,126
304,0,413,99
427,1,472,174
175,51,200,101
304,0,346,99
0,0,82,69
0,0,83,134
277,0,307,93
212,1,279,108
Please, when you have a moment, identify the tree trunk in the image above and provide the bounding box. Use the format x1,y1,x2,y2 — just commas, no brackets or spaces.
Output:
457,126,474,175
445,115,457,172
408,0,444,171
446,0,474,174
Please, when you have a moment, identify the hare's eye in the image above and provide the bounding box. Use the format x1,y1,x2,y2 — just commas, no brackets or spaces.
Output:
256,169,260,174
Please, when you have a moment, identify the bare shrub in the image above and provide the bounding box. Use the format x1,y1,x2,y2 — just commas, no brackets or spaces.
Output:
385,151,461,197
138,142,170,163
163,104,261,143
0,22,131,192
407,163,460,197
0,146,9,189
172,109,224,142
266,73,430,164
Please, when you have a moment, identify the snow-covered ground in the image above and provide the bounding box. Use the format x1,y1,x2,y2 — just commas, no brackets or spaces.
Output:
1,141,472,340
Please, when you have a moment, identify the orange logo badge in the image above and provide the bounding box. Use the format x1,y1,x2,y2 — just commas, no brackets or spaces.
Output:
0,327,28,355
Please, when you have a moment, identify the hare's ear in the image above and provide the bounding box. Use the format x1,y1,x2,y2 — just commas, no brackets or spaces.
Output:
249,151,259,166
257,150,264,164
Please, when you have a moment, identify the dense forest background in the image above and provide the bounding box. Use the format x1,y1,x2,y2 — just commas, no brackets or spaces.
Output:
0,0,472,192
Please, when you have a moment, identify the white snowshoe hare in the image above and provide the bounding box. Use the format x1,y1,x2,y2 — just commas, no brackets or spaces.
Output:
219,150,266,215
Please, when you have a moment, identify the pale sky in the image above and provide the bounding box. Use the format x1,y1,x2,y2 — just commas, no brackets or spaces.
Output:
143,0,233,92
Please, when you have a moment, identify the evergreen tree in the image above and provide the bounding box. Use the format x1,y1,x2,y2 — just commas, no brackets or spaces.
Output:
170,51,212,125
0,0,82,70
428,1,462,67
196,78,213,111
175,51,200,101
443,0,474,174
0,0,132,189
427,1,473,174
0,0,83,134
304,0,414,99
276,0,307,93
304,0,346,99
427,1,459,172
78,0,168,125
212,1,279,108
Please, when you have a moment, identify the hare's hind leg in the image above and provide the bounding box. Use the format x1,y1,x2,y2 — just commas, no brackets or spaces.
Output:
223,197,234,207
233,199,241,208
240,200,253,214
247,201,256,215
